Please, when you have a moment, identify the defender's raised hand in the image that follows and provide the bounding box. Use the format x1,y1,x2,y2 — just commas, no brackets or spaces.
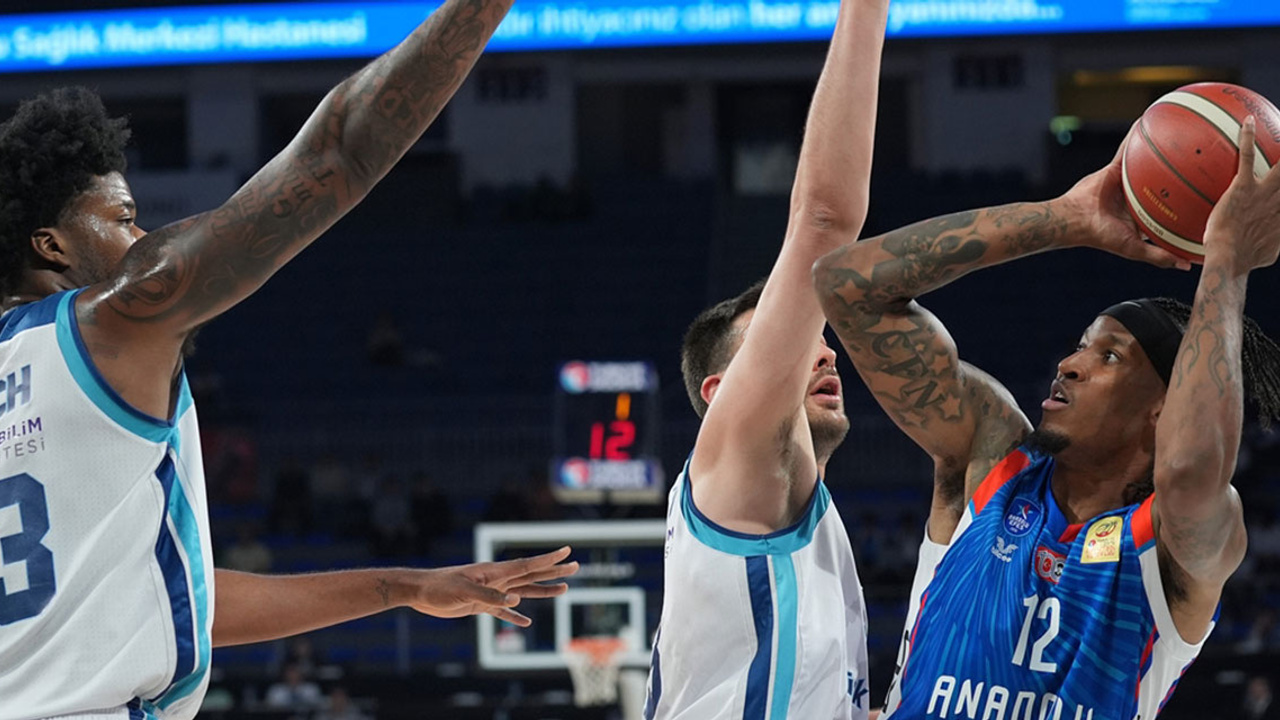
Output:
1205,116,1280,272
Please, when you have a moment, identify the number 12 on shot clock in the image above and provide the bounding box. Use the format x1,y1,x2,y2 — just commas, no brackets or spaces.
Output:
589,392,638,460
553,361,663,502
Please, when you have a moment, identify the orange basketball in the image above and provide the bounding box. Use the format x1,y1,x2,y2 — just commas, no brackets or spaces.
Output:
1122,82,1280,263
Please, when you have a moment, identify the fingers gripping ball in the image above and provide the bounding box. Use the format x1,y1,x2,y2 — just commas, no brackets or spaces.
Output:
1122,82,1280,263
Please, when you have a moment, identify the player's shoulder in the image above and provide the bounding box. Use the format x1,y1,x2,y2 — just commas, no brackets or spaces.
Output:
969,443,1049,512
0,290,74,343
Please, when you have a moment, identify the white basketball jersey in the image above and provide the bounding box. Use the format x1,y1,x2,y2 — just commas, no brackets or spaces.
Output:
643,460,868,720
0,290,214,720
881,528,948,714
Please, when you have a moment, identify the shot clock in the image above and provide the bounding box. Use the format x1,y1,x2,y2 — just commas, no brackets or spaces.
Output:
552,361,663,503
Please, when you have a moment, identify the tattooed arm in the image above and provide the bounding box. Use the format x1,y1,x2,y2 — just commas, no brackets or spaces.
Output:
691,0,889,532
212,548,577,646
1153,118,1280,642
75,0,512,419
813,145,1184,538
812,206,1043,536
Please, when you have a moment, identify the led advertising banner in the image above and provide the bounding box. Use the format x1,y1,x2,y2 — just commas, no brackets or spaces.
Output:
0,0,1275,74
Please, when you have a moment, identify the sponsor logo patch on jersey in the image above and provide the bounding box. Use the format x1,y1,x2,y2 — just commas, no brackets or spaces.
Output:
991,536,1018,562
1003,498,1042,537
1035,546,1066,584
1081,516,1123,564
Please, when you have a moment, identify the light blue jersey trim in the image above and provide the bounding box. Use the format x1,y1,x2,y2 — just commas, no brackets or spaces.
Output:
768,554,798,720
54,290,191,444
167,378,194,455
680,469,830,557
154,459,212,710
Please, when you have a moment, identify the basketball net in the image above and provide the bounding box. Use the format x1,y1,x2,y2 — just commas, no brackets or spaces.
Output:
564,636,626,707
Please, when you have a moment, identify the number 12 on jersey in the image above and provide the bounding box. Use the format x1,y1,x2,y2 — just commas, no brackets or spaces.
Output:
1013,594,1060,673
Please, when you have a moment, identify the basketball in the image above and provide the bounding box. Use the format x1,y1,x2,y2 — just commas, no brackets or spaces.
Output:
1122,82,1280,262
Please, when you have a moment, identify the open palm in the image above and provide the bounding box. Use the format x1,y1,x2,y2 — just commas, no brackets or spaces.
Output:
405,546,578,626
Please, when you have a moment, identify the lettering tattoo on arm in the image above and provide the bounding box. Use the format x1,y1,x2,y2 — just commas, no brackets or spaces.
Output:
816,204,1052,482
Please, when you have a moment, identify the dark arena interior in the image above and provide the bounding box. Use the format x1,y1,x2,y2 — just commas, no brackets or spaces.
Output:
1,1,1279,718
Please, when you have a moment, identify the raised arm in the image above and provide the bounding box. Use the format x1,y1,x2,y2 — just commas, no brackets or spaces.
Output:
76,0,512,417
813,144,1185,530
1153,117,1280,640
690,0,889,531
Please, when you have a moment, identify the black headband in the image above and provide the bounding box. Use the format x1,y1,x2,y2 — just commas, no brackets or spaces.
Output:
1099,299,1184,386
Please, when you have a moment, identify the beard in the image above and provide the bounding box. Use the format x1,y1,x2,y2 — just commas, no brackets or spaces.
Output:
1029,426,1154,504
1025,427,1071,456
810,413,850,465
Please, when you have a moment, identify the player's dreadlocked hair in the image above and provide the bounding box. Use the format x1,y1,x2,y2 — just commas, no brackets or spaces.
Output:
1149,296,1280,428
0,87,130,297
1116,296,1280,506
680,279,765,417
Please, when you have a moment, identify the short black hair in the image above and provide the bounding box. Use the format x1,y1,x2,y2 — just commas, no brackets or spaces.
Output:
680,280,765,417
0,87,130,296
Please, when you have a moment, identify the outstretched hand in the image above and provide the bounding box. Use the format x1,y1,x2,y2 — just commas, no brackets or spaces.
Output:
1060,123,1192,271
404,546,578,626
1204,116,1280,273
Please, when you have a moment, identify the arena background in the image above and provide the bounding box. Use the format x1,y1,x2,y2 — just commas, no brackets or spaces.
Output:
3,1,1279,717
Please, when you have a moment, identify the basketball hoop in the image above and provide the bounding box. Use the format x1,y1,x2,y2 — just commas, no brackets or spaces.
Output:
564,636,626,707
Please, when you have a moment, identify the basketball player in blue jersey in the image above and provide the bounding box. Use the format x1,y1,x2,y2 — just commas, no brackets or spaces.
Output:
0,2,579,718
814,118,1280,720
642,1,889,719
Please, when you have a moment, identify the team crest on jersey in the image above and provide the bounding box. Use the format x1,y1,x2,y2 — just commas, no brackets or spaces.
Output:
1035,546,1066,583
1081,516,1123,564
1002,498,1041,537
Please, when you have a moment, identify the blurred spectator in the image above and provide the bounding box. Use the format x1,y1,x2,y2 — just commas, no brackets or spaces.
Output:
852,512,886,579
885,511,924,582
263,663,323,711
484,480,529,522
272,635,323,680
270,458,312,537
1253,509,1280,574
222,523,273,574
353,453,383,502
350,452,387,538
200,427,260,505
370,476,415,558
510,465,562,522
315,687,371,720
527,477,564,522
1244,676,1278,720
411,472,453,557
1237,609,1280,655
367,312,405,367
311,453,353,535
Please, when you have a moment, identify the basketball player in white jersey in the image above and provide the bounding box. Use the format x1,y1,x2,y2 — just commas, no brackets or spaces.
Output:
0,2,578,718
642,1,889,718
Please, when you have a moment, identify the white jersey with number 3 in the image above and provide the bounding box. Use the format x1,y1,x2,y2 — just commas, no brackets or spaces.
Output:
643,459,868,720
0,290,213,720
